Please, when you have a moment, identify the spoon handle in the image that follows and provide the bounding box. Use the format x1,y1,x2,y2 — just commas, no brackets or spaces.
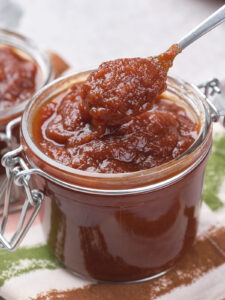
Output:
178,5,225,50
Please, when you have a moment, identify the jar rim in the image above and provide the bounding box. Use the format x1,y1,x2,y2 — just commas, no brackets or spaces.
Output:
0,28,52,121
21,72,212,194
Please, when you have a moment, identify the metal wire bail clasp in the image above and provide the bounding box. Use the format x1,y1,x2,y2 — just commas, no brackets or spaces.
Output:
0,146,43,251
0,116,22,206
0,117,21,154
199,78,225,125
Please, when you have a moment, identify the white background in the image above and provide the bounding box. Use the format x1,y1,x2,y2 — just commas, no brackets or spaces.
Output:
2,0,225,89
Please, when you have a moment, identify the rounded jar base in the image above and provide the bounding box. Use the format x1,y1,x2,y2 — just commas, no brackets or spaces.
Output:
64,264,174,284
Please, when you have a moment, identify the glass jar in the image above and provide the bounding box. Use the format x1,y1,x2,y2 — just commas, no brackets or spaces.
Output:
0,29,52,207
1,72,223,283
0,29,52,171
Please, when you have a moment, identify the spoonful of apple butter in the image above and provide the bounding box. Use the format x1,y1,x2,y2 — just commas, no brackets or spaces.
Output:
83,45,179,126
83,4,225,126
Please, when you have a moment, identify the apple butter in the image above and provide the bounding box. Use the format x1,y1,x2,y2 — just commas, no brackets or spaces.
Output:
83,44,180,125
0,46,38,110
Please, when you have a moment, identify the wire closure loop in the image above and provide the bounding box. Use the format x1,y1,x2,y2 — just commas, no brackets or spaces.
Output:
0,117,22,206
0,117,21,150
198,78,225,123
0,146,43,250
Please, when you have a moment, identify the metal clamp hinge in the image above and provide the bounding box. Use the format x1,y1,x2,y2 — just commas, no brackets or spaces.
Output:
0,146,44,251
0,117,22,209
198,78,225,124
0,117,21,152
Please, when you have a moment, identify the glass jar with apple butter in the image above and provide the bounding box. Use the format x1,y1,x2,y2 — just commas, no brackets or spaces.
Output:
1,68,224,282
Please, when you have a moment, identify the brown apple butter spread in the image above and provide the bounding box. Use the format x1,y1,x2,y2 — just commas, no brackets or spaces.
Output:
33,83,198,173
32,44,199,173
28,50,210,282
0,46,38,110
83,44,180,125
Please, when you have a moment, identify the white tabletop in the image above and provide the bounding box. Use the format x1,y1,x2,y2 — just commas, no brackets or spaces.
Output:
1,0,225,86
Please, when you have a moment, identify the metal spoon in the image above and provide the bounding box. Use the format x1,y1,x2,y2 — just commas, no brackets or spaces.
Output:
178,4,225,50
82,5,225,126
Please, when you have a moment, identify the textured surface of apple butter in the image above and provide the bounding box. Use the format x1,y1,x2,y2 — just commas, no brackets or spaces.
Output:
83,44,180,125
0,46,38,110
33,80,198,173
